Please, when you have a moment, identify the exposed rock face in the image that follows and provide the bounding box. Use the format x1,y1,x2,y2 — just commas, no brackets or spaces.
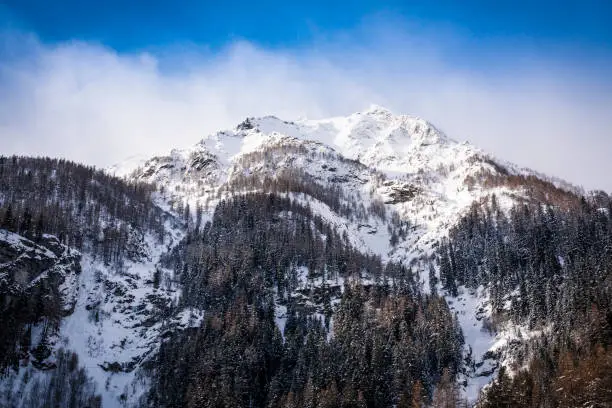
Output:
0,231,81,315
382,182,421,204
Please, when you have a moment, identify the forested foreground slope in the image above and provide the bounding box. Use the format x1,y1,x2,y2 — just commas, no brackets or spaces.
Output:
1,107,610,407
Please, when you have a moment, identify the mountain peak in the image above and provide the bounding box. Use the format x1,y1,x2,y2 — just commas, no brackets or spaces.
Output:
363,104,394,115
113,108,466,181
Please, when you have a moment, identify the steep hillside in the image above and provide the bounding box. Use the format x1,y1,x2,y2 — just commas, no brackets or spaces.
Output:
0,157,199,407
111,107,584,404
0,107,599,408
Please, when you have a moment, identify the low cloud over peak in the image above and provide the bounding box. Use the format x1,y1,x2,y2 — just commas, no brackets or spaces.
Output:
1,25,611,191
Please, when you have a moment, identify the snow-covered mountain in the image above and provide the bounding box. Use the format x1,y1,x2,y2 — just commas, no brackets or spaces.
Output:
107,106,580,402
116,105,571,267
2,107,588,407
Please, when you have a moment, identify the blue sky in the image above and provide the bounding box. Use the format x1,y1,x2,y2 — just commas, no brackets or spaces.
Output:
3,0,612,52
0,1,611,190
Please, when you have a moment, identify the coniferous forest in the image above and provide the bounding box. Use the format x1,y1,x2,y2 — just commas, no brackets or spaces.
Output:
439,196,612,407
0,155,611,408
149,193,464,407
0,156,166,407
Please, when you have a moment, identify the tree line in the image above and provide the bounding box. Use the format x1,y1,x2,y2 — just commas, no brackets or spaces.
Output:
0,155,166,264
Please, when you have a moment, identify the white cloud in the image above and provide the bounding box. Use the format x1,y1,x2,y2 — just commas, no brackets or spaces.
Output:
1,26,611,191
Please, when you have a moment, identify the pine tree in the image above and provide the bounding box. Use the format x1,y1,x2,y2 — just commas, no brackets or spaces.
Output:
19,207,33,238
2,204,14,230
411,380,425,408
431,369,459,408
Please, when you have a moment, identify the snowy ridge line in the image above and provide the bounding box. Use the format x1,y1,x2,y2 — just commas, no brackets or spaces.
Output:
100,107,586,405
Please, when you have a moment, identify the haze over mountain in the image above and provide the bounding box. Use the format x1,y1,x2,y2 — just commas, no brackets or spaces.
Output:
1,3,612,191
